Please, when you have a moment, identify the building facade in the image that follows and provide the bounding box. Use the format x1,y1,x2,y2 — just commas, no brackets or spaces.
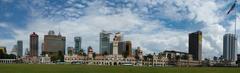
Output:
67,47,74,56
100,30,111,55
151,50,201,67
188,31,202,61
0,59,16,64
87,46,93,60
74,37,81,54
125,41,132,57
113,32,121,55
223,34,237,62
43,30,66,57
30,32,39,56
17,40,23,57
118,41,126,55
0,46,7,54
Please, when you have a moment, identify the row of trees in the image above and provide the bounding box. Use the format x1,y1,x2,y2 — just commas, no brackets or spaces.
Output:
0,49,17,59
0,54,17,59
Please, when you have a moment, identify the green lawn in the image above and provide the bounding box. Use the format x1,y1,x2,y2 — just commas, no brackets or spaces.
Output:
0,64,240,73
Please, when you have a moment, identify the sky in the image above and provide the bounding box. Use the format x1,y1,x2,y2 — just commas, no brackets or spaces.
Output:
0,0,240,59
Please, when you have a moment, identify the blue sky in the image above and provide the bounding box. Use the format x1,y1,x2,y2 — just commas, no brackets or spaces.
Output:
0,0,239,59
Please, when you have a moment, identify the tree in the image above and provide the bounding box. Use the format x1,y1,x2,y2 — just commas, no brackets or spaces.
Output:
103,51,108,56
146,54,153,59
41,51,47,56
79,49,84,56
50,56,58,63
182,55,188,60
0,49,4,54
83,52,87,56
143,56,148,61
176,55,181,60
93,52,96,59
0,53,16,59
123,52,128,58
135,55,139,60
58,51,64,62
236,60,240,67
68,50,73,56
9,54,16,59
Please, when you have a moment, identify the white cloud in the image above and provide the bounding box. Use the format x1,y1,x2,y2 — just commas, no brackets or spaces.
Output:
127,30,189,54
0,42,3,46
0,23,8,28
1,0,13,3
184,0,227,58
0,39,15,54
133,0,233,58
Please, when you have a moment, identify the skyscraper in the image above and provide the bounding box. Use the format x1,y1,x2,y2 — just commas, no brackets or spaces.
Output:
100,30,111,55
25,48,30,56
30,32,39,56
74,37,81,54
41,43,44,55
67,47,74,56
43,30,66,57
188,31,202,61
118,41,126,55
110,42,113,54
17,40,23,57
125,41,132,57
223,33,237,61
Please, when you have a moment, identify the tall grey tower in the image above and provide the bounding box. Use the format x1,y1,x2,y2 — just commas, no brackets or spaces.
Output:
100,30,111,55
17,40,23,57
74,37,82,54
223,33,237,62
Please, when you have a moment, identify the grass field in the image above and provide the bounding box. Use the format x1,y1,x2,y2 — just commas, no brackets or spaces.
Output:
0,64,240,73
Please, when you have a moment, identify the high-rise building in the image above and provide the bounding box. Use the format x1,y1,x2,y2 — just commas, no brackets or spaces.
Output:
74,37,81,54
125,41,132,57
100,30,111,55
118,41,126,55
67,47,74,56
25,48,30,56
110,42,113,54
41,43,44,55
17,40,23,57
43,30,66,57
223,34,237,61
188,31,202,61
30,32,39,56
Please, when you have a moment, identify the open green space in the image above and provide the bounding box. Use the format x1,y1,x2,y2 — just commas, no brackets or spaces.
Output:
0,64,240,73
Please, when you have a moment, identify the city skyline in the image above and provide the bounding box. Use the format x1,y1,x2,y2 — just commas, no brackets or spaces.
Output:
0,0,240,59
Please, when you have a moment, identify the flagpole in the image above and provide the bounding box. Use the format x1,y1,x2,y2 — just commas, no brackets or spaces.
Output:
235,0,238,60
235,0,237,36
